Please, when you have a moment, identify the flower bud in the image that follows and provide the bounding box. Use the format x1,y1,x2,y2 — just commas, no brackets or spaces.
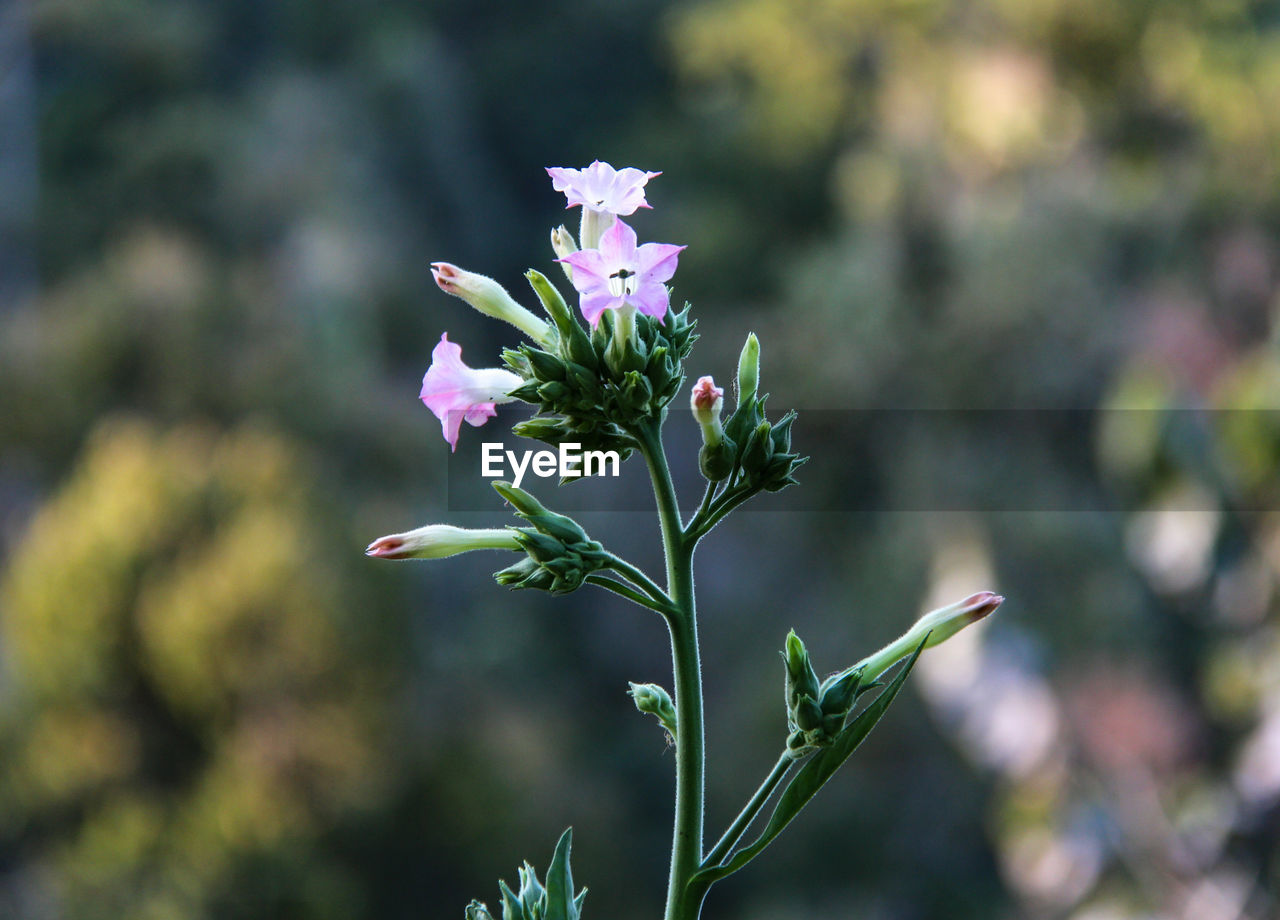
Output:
629,681,678,740
431,262,551,343
551,225,578,280
525,269,575,339
736,332,760,405
856,592,1005,682
365,525,520,561
691,376,724,429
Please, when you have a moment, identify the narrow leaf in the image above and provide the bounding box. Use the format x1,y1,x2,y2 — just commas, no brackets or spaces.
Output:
544,827,576,920
690,639,926,888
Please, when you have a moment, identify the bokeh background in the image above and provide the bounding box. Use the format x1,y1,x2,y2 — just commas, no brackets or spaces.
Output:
2,1,1280,918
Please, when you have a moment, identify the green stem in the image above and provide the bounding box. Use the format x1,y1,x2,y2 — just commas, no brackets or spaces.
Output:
688,485,759,543
701,752,794,872
636,422,706,920
604,553,673,610
584,574,672,615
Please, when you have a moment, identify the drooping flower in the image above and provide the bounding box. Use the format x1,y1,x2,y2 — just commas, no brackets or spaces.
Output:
557,219,685,327
430,262,550,343
546,161,660,216
365,524,520,560
420,333,522,451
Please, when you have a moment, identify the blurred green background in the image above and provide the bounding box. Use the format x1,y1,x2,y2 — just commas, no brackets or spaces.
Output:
2,0,1279,918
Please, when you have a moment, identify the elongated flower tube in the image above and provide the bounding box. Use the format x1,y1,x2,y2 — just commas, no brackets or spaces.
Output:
431,262,551,343
365,525,521,560
855,592,1005,683
558,219,684,328
547,160,660,249
420,334,523,451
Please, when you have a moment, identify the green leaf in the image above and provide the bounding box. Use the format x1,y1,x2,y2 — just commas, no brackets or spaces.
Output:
543,827,581,920
690,638,926,888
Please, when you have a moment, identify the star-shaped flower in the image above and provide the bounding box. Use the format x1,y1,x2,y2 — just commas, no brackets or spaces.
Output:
546,161,661,216
420,334,522,451
557,219,685,327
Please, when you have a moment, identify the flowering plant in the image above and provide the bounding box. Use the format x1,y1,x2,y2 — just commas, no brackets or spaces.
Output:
368,162,1003,920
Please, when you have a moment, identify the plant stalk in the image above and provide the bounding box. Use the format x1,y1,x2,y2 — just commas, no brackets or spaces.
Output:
638,422,706,920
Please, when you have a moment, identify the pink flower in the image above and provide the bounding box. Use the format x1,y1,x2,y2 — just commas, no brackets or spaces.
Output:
558,219,685,327
546,161,661,216
420,334,522,451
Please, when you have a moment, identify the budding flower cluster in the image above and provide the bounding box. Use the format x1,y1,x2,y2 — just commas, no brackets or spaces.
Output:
782,631,872,757
491,481,611,594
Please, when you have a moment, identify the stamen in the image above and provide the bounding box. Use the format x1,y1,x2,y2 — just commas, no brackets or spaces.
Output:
608,267,637,297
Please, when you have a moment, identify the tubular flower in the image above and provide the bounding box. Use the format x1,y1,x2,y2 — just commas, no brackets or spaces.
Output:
365,525,520,560
546,161,660,216
420,333,522,451
430,262,550,343
558,219,685,327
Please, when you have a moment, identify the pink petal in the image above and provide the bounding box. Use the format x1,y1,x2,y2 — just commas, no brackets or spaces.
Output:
598,219,638,265
630,281,671,321
636,242,685,285
580,290,624,327
559,248,609,292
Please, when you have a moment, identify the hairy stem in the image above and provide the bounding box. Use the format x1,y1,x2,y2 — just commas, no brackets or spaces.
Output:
637,422,706,920
702,752,794,871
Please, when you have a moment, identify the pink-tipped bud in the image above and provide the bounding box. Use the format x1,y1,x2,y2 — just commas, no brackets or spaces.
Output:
957,591,1004,624
856,591,1005,681
691,376,724,425
364,525,520,561
430,262,550,342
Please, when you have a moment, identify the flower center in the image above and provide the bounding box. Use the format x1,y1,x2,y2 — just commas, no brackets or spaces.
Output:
608,267,637,298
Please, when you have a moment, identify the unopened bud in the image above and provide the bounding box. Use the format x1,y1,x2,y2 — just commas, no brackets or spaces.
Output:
691,376,724,429
857,592,1005,682
629,681,678,740
365,525,520,561
431,262,551,343
736,332,760,406
551,226,578,280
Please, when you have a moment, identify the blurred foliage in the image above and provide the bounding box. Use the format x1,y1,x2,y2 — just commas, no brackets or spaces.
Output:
0,419,405,919
2,0,1279,918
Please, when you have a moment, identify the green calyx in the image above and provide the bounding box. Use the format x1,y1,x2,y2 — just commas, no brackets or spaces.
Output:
506,271,698,446
782,630,873,757
492,482,610,594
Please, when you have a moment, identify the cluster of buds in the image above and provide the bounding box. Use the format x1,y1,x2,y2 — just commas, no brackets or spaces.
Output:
466,829,586,920
491,481,611,595
781,592,1005,757
503,268,697,455
691,333,804,492
782,631,874,757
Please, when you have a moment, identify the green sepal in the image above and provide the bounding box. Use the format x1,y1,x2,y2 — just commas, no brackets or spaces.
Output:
508,381,545,404
523,346,567,382
465,900,496,920
498,880,525,920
